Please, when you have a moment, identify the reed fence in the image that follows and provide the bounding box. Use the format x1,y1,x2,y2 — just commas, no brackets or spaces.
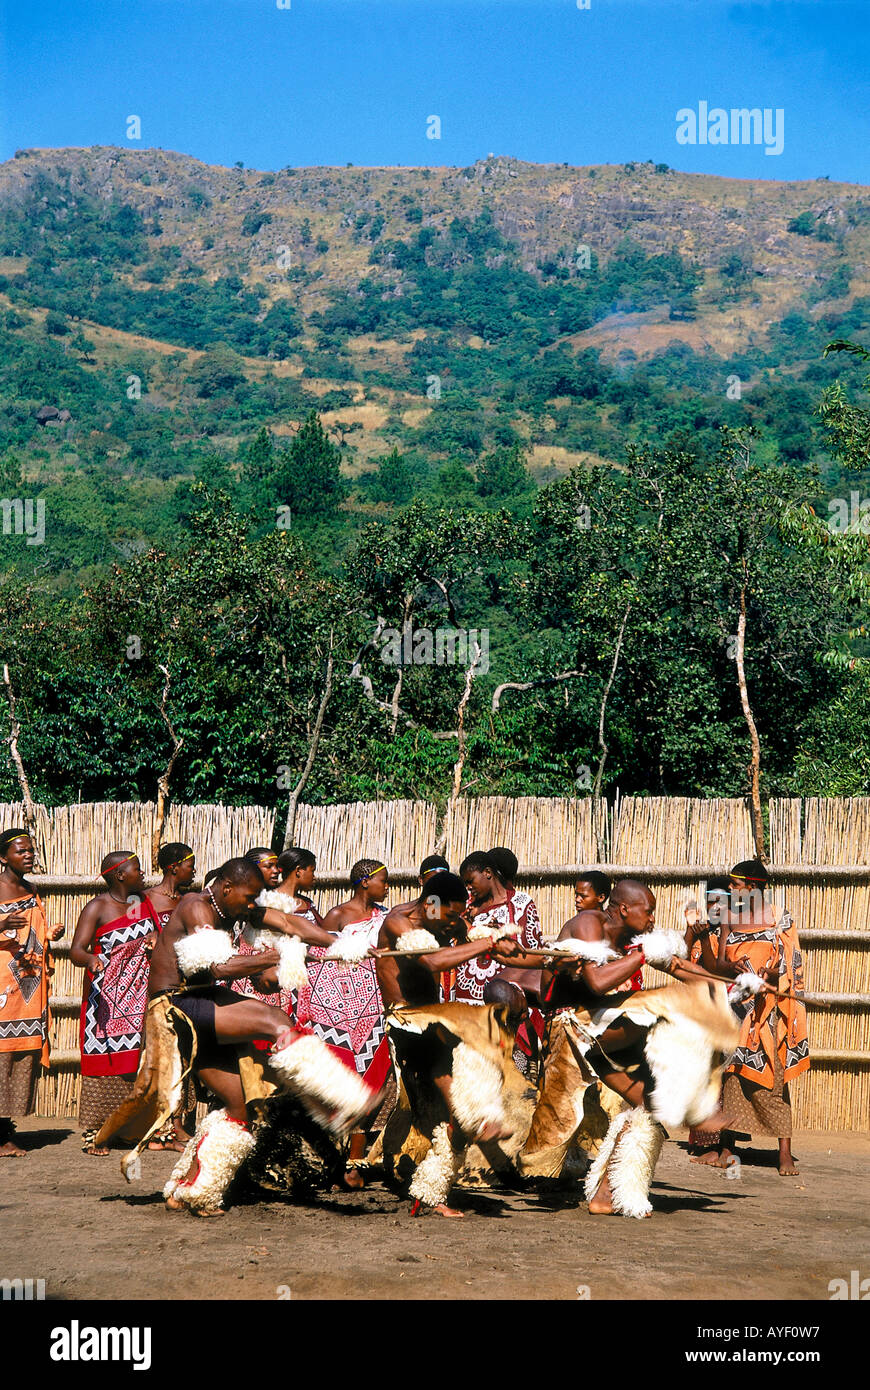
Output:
1,794,866,1130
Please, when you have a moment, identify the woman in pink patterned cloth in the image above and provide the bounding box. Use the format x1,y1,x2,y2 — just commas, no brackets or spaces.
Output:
293,857,391,1188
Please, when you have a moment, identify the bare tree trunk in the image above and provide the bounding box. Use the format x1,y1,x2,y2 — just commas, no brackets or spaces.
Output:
2,663,41,868
592,606,631,859
283,632,335,851
389,594,414,737
152,664,184,871
435,640,482,855
736,581,766,860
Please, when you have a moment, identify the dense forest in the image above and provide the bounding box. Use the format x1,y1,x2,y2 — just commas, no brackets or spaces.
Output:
0,150,867,811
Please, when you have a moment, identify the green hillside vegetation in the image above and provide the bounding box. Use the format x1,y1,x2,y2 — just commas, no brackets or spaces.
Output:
0,149,867,809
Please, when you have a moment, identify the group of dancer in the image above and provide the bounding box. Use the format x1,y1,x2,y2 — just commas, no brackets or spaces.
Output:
0,825,809,1219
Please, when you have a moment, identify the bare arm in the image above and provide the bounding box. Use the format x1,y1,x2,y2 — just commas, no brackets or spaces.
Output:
70,900,103,973
541,912,641,999
259,906,334,947
380,912,499,976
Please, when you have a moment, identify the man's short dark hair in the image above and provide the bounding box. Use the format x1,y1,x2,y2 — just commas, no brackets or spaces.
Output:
609,878,654,908
576,870,611,900
158,842,193,872
418,871,467,907
218,857,265,887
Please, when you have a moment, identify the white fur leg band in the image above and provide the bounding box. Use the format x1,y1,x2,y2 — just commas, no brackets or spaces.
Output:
409,1122,460,1209
585,1109,664,1219
174,928,235,980
630,929,688,968
164,1109,255,1213
269,1034,379,1136
162,1126,203,1200
584,1110,631,1204
449,1043,507,1138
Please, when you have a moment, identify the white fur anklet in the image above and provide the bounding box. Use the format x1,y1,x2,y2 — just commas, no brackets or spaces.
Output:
269,1034,379,1136
409,1122,460,1208
584,1110,631,1204
585,1108,664,1219
167,1109,255,1213
162,1122,206,1200
449,1043,506,1137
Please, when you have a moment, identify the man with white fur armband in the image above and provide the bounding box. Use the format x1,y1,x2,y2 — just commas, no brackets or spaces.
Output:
94,857,382,1217
520,878,741,1218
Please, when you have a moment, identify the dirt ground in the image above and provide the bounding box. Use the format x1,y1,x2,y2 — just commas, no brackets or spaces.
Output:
4,1119,869,1302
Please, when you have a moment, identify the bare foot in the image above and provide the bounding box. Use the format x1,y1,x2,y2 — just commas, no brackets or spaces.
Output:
588,1174,614,1214
165,1195,187,1212
712,1147,736,1169
190,1206,226,1218
342,1165,365,1190
690,1149,723,1165
778,1144,799,1176
148,1136,188,1152
83,1144,111,1156
410,1199,464,1218
0,1140,26,1157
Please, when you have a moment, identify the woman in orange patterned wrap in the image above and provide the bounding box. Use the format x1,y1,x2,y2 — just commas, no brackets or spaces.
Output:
0,829,63,1157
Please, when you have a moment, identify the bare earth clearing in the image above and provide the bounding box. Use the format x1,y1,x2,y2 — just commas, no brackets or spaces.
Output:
5,1120,868,1302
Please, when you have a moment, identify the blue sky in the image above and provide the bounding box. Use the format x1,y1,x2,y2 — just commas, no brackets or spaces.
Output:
0,0,867,182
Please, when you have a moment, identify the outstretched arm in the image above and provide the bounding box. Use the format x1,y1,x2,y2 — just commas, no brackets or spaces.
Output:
256,906,335,947
379,913,503,975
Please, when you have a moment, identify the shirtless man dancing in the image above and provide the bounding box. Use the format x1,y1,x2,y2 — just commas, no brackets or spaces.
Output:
97,857,378,1216
375,871,525,1217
